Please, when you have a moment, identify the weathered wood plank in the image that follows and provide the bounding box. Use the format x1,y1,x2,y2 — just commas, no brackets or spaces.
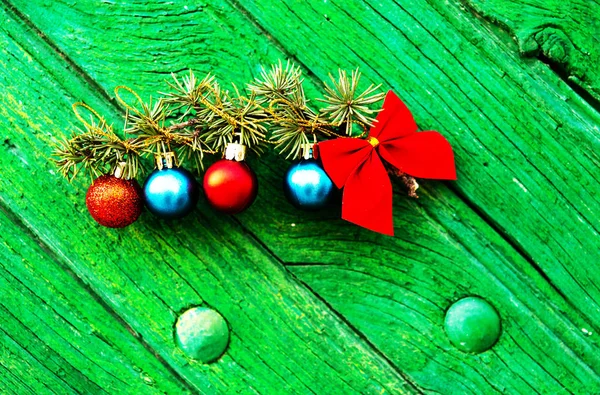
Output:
460,0,600,102
0,209,191,394
3,0,600,393
0,4,416,394
231,0,600,344
10,0,600,328
247,162,600,393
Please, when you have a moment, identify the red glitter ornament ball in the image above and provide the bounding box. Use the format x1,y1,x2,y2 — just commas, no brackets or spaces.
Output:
85,175,144,228
203,159,258,214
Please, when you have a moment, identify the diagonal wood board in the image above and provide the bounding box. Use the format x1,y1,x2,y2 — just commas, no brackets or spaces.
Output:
0,0,599,393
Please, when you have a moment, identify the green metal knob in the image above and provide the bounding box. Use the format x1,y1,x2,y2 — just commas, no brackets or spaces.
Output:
175,307,230,363
444,297,501,354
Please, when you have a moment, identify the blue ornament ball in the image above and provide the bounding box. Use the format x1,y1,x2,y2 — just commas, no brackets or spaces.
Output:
283,158,334,210
143,167,199,219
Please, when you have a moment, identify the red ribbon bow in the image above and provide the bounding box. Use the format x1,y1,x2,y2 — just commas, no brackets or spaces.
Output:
317,90,456,236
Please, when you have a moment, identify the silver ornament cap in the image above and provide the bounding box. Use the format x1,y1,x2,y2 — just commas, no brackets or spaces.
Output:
225,143,247,161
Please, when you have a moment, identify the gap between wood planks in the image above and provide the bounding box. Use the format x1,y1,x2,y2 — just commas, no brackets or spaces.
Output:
0,199,200,394
0,4,425,391
224,0,600,345
536,53,600,114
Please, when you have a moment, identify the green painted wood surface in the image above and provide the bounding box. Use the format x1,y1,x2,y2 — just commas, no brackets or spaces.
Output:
0,6,417,394
1,0,599,393
463,0,600,101
0,208,190,394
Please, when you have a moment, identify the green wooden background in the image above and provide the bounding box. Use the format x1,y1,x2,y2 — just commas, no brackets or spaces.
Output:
1,0,599,393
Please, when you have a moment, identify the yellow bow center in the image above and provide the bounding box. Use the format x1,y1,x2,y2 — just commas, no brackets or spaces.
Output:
367,136,380,147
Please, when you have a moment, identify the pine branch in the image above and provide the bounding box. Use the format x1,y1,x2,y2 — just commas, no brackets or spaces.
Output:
318,68,385,135
121,83,217,171
162,71,215,116
249,61,332,159
248,60,303,103
123,98,168,139
53,116,144,181
266,102,325,160
163,70,269,155
53,133,105,181
169,124,212,171
54,63,388,182
194,81,268,154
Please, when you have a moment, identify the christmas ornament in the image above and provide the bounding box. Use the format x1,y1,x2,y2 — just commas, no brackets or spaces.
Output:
85,168,143,228
54,61,454,236
283,144,334,210
143,152,200,219
203,143,258,214
318,90,456,236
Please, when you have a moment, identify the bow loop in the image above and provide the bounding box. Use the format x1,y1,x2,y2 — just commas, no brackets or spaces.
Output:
369,90,418,142
317,91,456,235
317,138,373,189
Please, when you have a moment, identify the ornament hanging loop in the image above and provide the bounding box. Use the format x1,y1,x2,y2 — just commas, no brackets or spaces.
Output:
155,151,178,170
114,86,146,115
72,102,106,131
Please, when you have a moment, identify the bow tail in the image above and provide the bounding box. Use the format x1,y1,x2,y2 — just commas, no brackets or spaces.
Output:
379,131,456,180
342,153,394,236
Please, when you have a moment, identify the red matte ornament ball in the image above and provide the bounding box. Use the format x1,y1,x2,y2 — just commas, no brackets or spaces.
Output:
85,175,144,228
203,159,258,214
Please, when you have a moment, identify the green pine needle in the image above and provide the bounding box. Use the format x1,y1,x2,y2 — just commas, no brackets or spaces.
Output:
53,116,144,181
197,82,268,154
162,71,215,116
248,60,304,103
318,68,385,135
54,63,387,181
249,60,325,159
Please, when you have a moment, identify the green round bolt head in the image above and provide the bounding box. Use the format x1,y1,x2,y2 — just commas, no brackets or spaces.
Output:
175,307,230,363
444,297,501,354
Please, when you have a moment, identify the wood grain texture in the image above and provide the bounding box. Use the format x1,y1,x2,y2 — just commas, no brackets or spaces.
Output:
12,0,600,323
2,0,600,393
229,0,600,374
0,208,190,394
460,0,600,102
0,3,416,394
250,168,600,393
